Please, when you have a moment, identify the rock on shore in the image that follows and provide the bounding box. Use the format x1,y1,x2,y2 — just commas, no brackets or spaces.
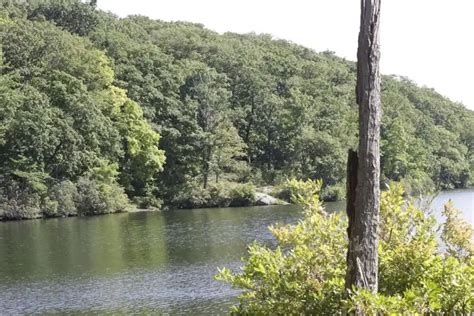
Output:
254,192,288,206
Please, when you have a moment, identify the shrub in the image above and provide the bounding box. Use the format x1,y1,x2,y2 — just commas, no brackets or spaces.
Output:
75,177,108,215
400,171,435,196
273,178,345,202
216,181,474,314
271,184,292,202
41,197,59,217
172,183,211,209
320,182,346,201
46,180,78,217
0,172,46,220
442,201,474,259
100,180,130,213
0,188,42,220
208,184,232,207
171,182,256,209
75,176,130,216
272,178,322,204
229,183,256,206
133,191,162,210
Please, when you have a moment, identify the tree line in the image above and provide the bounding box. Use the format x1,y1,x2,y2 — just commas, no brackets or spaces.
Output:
0,0,473,219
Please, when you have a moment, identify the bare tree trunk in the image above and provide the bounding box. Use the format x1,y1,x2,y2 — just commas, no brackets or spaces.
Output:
346,149,358,243
346,0,382,293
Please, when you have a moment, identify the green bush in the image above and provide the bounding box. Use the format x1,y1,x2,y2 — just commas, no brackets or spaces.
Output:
273,179,345,202
208,184,232,207
272,179,319,203
271,184,292,202
171,183,211,209
100,180,130,213
216,181,474,314
320,182,346,201
442,201,474,259
400,171,436,196
0,172,46,220
229,183,256,206
75,176,130,216
0,168,131,219
171,182,256,209
133,190,162,210
0,187,42,220
75,177,108,215
46,180,78,217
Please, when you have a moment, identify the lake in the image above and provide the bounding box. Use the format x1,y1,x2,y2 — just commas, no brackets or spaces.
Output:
0,190,472,314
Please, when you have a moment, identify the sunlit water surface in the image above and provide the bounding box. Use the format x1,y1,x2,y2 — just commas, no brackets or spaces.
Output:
0,190,471,314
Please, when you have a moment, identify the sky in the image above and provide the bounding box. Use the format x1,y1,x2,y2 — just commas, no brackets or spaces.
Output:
97,0,474,111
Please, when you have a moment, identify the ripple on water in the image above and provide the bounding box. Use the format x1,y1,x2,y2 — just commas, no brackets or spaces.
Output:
0,262,241,314
0,192,471,314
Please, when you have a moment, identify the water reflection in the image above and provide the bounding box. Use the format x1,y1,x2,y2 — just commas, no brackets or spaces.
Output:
0,205,300,314
0,190,471,314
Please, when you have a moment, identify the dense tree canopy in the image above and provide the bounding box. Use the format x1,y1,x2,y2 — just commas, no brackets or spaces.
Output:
0,0,472,218
0,1,165,218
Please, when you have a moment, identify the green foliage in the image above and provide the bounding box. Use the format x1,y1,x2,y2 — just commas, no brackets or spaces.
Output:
173,182,256,209
320,182,346,201
273,178,345,203
75,160,130,216
209,121,248,184
94,86,165,197
28,0,101,36
0,0,472,216
350,255,473,314
0,172,45,220
0,4,164,218
441,201,474,259
46,180,78,217
284,178,324,213
75,180,129,216
216,179,346,314
228,182,256,207
86,1,474,201
216,182,474,314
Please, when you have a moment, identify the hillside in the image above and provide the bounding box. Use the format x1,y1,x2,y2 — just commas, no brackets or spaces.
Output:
0,0,472,219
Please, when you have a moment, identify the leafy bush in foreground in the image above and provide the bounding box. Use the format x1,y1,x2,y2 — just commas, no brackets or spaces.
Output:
273,178,345,202
216,181,473,314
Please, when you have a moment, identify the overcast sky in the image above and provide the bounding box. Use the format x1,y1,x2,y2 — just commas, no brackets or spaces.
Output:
97,0,474,110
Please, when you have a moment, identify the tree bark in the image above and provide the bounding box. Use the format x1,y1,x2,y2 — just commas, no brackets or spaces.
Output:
346,0,382,293
346,149,358,242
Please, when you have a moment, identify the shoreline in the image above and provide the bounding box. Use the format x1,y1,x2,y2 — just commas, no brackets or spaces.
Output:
2,187,472,223
0,192,288,222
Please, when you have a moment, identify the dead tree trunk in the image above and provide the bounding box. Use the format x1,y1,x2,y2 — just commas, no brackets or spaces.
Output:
346,149,358,244
346,0,382,293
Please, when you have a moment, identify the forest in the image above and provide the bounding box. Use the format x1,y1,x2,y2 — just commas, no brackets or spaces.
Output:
1,0,473,219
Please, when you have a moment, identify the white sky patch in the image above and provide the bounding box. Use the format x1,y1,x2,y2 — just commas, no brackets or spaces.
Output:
97,0,474,110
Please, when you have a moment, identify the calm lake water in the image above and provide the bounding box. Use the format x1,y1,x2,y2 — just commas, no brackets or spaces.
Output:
0,190,472,314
